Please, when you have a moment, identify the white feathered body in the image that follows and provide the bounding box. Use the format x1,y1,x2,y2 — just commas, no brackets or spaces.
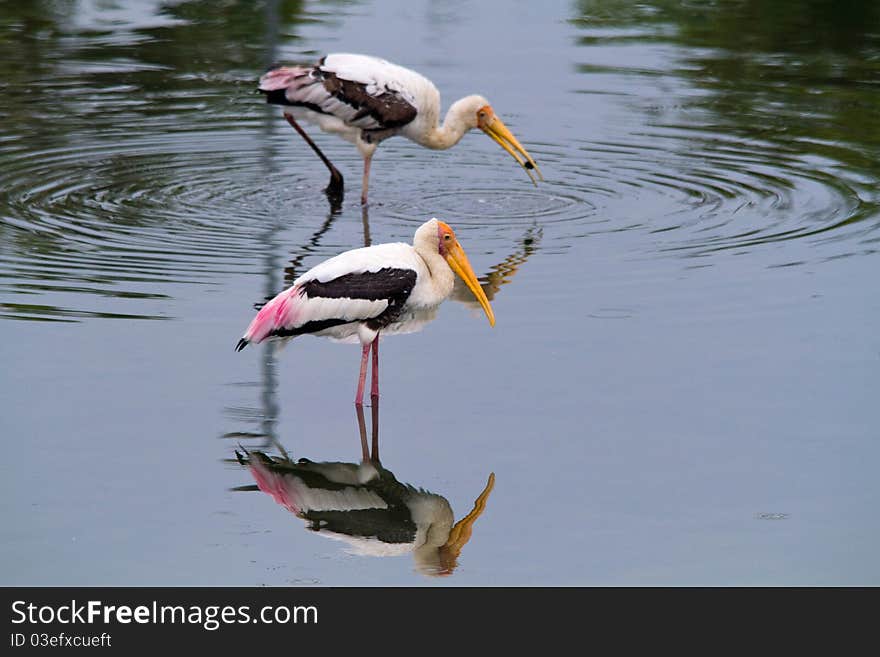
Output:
239,229,454,348
305,54,440,145
259,53,481,157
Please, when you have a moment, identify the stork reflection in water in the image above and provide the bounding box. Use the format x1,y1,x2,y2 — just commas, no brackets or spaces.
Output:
235,403,495,576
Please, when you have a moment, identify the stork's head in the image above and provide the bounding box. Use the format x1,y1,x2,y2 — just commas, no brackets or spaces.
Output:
447,95,543,185
415,472,496,577
470,97,544,185
414,219,495,326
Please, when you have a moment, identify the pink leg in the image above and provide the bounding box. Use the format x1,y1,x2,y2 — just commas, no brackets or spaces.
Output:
361,153,372,206
370,335,380,401
354,343,370,406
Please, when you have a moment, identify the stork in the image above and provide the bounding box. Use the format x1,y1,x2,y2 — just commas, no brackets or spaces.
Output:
236,218,495,405
259,53,543,204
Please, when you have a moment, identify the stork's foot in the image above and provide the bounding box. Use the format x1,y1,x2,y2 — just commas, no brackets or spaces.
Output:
326,168,344,195
324,170,344,210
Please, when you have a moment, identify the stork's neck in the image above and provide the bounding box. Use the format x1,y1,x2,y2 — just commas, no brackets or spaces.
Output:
417,95,484,150
421,114,469,150
416,248,455,301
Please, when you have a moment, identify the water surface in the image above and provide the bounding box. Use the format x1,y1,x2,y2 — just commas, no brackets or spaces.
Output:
1,0,878,585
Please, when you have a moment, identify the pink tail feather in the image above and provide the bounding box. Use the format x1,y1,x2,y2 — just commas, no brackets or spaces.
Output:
248,460,304,516
240,287,302,345
259,66,311,93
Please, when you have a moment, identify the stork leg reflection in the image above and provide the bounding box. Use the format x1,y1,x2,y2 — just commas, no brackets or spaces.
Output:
360,153,372,206
355,400,381,464
283,114,344,199
370,398,379,463
370,335,379,402
356,402,370,462
361,204,372,246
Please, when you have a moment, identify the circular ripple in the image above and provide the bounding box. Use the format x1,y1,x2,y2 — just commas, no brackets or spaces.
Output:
383,188,593,225
2,80,878,322
0,80,345,320
371,125,878,263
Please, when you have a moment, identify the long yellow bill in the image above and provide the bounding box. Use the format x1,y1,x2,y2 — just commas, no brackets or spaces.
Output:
445,241,496,327
481,116,544,186
436,472,496,575
444,472,496,554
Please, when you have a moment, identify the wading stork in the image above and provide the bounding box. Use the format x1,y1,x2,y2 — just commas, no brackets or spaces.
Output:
259,52,544,204
235,218,495,405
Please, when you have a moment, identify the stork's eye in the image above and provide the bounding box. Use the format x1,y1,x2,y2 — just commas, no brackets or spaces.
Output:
443,234,451,241
478,112,486,119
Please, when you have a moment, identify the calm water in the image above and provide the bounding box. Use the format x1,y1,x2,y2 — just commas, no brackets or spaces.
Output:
1,0,878,585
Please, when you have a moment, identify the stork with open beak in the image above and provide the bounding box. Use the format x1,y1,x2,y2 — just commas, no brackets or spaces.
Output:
259,53,544,204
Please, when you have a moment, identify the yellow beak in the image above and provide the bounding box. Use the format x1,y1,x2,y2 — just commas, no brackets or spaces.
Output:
444,472,496,553
445,240,496,327
481,116,544,186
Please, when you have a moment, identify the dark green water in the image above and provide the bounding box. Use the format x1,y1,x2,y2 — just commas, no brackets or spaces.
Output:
1,0,878,584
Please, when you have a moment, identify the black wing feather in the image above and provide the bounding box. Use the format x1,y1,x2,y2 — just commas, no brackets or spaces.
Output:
286,268,418,335
301,268,417,302
319,71,418,129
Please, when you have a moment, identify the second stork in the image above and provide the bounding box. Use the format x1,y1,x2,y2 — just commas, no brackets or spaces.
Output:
259,53,543,204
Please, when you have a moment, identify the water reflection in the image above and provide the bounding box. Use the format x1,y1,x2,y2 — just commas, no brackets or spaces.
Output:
235,403,495,577
282,204,361,289
0,0,320,322
4,0,877,326
568,0,880,259
452,224,542,306
1,0,877,588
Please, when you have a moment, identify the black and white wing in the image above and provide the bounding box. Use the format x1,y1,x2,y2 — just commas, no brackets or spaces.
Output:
259,53,423,132
237,243,423,347
242,451,430,555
